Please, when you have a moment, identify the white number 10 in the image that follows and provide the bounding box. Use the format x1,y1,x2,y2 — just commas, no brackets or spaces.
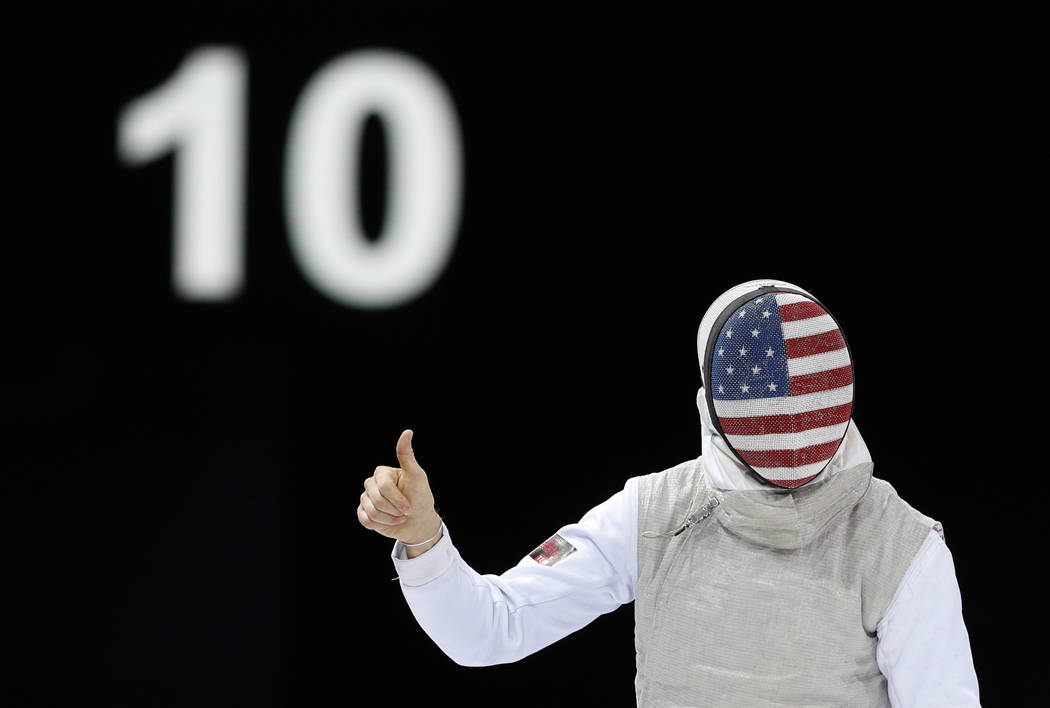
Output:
118,47,463,308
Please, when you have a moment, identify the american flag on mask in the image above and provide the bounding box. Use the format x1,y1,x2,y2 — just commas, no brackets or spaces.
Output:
710,292,854,488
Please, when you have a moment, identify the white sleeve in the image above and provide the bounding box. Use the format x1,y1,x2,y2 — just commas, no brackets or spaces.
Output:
876,528,981,707
390,477,638,666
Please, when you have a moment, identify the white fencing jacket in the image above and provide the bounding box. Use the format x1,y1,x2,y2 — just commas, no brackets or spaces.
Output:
391,420,980,706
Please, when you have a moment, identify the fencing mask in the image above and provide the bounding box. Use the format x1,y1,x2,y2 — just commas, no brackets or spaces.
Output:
697,280,854,488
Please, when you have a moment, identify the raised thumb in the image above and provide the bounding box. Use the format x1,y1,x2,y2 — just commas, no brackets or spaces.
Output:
396,429,423,475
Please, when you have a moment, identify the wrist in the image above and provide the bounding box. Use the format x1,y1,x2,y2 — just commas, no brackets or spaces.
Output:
402,515,443,558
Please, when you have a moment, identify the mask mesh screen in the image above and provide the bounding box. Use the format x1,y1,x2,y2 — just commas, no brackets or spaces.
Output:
709,291,853,488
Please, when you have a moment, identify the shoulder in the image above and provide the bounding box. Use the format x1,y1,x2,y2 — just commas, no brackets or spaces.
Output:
637,457,702,484
635,458,706,528
636,458,703,499
853,475,942,630
862,476,938,533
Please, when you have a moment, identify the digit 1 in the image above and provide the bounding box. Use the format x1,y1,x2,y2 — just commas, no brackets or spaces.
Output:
117,47,247,300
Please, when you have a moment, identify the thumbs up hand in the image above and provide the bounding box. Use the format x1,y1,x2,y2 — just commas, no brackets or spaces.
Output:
358,430,442,555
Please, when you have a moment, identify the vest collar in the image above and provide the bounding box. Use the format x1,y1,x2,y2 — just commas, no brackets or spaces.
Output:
711,461,874,550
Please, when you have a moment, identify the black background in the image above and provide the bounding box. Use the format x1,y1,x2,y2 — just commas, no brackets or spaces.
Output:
10,7,1046,707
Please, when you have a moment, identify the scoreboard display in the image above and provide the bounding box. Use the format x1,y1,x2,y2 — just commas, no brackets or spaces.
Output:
10,8,1045,706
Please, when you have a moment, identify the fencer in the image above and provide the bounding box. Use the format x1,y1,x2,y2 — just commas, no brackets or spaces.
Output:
357,279,980,707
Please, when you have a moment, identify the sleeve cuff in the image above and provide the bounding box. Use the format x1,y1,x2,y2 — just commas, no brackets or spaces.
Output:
390,523,455,587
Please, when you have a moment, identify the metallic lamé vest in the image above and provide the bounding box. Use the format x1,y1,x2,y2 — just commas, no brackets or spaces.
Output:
634,458,934,707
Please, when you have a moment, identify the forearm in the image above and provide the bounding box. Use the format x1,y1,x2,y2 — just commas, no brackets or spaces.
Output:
393,527,624,666
391,485,637,667
393,526,566,666
396,535,541,666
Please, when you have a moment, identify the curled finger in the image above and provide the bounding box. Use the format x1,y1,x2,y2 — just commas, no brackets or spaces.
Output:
360,490,407,526
366,474,410,517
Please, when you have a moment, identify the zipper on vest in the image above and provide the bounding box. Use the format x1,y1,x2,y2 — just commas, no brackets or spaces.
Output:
672,497,720,536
